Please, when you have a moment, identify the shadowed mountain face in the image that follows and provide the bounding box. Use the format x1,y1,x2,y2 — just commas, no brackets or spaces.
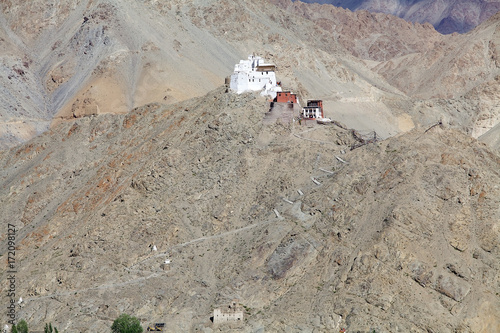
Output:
296,0,500,34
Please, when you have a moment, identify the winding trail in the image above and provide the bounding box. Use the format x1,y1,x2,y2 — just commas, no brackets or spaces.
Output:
25,218,275,303
25,271,166,302
24,135,348,304
128,218,275,269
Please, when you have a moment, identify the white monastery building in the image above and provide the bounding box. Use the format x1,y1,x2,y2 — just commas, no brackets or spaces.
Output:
230,55,282,99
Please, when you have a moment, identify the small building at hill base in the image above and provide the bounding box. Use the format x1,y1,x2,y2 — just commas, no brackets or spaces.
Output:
213,299,244,324
302,99,324,119
230,55,282,99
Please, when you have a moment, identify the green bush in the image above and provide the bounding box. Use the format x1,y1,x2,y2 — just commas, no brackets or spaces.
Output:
11,320,28,333
44,323,59,333
111,314,143,333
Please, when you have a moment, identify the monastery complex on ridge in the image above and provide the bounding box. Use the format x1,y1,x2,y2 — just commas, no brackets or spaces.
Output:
229,55,326,122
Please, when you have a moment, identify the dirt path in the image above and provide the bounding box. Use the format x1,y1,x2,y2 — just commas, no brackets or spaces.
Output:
128,218,276,268
25,218,276,303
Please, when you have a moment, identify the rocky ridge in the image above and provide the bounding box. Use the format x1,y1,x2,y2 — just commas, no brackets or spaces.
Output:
0,87,499,332
1,1,500,331
297,0,500,34
3,0,500,149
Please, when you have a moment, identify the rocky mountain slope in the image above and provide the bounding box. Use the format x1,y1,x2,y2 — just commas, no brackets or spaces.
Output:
273,0,500,139
1,86,499,332
297,0,500,34
1,1,500,331
4,0,500,149
275,0,500,97
0,0,246,149
276,0,444,62
1,0,406,149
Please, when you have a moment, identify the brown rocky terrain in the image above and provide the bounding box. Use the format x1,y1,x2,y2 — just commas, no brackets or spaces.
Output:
273,0,500,139
273,0,500,97
298,0,500,34
2,0,500,148
2,0,500,149
0,0,243,148
1,0,500,332
272,0,444,62
1,85,499,332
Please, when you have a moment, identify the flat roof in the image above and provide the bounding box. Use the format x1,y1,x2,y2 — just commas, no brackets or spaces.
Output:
256,65,276,71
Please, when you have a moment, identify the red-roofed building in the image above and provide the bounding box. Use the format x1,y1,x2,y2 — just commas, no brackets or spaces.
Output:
275,91,298,104
302,100,323,119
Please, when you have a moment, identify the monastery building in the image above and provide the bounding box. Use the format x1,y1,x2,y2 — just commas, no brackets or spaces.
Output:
302,99,324,119
230,55,282,99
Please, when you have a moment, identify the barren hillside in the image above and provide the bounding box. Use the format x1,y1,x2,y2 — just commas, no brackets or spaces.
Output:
298,0,500,34
273,0,500,139
1,86,499,332
0,0,403,149
1,1,500,331
3,0,500,148
273,0,444,62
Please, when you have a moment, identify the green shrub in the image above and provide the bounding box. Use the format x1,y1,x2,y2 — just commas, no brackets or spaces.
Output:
44,322,59,333
111,314,143,333
11,320,28,333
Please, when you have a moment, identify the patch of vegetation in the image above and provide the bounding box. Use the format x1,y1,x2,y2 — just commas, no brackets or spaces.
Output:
44,322,59,333
111,314,143,333
11,319,28,333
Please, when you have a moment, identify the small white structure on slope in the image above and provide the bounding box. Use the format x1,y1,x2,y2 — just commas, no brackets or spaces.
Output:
230,55,282,99
213,299,244,324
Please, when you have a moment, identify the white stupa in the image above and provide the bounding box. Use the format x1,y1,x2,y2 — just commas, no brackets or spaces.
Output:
229,55,282,99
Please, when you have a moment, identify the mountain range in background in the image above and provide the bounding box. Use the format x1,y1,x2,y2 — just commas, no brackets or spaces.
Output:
1,0,500,332
4,0,500,150
294,0,500,34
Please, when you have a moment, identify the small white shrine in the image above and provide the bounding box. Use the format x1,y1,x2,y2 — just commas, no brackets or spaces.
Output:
230,55,282,99
213,299,244,324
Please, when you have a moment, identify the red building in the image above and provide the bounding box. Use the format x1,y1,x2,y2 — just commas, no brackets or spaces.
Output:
275,91,298,104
